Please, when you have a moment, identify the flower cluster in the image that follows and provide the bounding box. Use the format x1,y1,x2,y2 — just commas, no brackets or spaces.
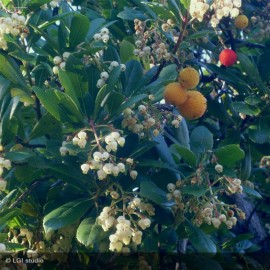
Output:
41,0,62,9
200,207,238,229
52,52,71,74
0,13,28,50
97,199,153,252
189,0,242,27
121,104,161,138
96,61,126,88
226,178,243,194
79,131,139,181
0,157,11,177
93,27,110,43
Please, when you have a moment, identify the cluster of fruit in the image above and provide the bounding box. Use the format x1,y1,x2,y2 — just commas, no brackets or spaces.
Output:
164,67,207,120
93,27,110,43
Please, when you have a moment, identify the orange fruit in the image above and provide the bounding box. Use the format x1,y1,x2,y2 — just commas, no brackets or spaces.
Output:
164,82,188,106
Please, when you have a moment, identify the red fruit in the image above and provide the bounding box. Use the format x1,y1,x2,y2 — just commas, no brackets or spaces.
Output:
219,49,237,67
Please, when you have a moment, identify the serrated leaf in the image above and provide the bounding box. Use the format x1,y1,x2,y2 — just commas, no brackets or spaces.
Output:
185,220,217,254
190,126,213,156
243,186,262,199
69,14,90,48
43,198,92,233
181,186,208,196
171,144,196,167
76,217,95,246
140,177,173,206
0,52,27,89
124,60,144,96
215,144,245,166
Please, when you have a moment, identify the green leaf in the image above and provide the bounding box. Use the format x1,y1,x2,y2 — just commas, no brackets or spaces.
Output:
0,52,27,89
27,0,52,11
77,222,107,247
120,40,136,63
140,177,172,206
124,60,144,96
43,198,92,233
117,7,148,21
243,186,262,199
185,220,217,253
171,144,196,167
76,217,96,247
11,88,34,104
69,14,90,48
186,30,215,40
233,102,260,116
33,87,61,120
33,87,84,122
190,126,213,156
247,119,270,144
181,186,208,197
29,113,60,140
105,92,125,115
180,0,190,9
0,190,17,211
5,150,35,162
58,69,80,108
215,144,244,166
238,53,269,94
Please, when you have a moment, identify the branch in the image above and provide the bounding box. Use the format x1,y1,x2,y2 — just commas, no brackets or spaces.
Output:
9,178,50,209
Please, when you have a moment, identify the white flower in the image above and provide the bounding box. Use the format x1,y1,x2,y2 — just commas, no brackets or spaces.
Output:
97,169,107,180
100,71,109,80
0,179,7,190
3,160,11,170
60,61,66,70
62,52,71,61
105,135,114,144
167,183,175,192
77,139,86,148
111,132,120,139
103,163,114,174
59,146,68,156
101,152,110,161
100,27,109,35
117,163,125,172
52,66,59,75
120,64,126,71
78,131,87,139
130,170,138,180
72,137,79,145
94,33,101,41
93,152,102,161
117,137,125,147
97,79,105,88
102,34,109,43
110,61,119,67
81,164,90,174
112,166,120,176
53,56,62,65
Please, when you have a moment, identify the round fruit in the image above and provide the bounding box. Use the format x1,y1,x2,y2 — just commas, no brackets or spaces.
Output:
234,15,249,29
219,49,237,67
164,82,188,106
178,67,200,89
177,91,207,120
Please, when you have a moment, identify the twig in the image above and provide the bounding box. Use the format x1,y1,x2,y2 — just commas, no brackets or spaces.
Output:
9,179,48,208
